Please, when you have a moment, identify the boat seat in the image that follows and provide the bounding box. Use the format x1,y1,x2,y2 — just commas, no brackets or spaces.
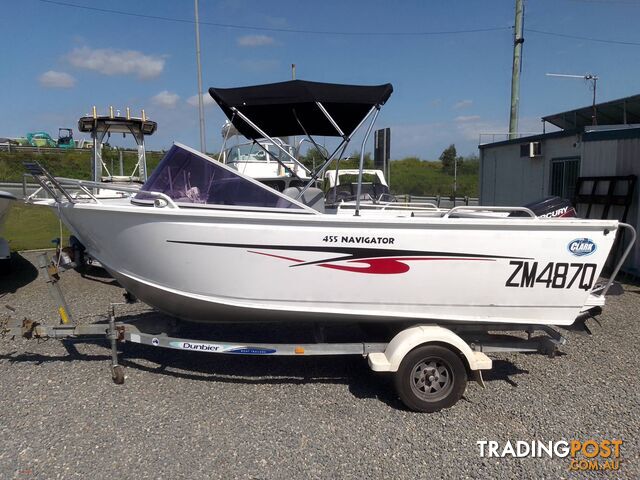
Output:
279,186,325,213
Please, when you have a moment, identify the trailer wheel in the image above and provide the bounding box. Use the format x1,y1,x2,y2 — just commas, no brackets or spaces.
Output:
111,365,125,385
394,344,467,412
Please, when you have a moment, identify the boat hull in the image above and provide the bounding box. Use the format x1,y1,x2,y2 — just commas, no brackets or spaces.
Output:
0,193,16,227
50,200,619,326
0,192,16,260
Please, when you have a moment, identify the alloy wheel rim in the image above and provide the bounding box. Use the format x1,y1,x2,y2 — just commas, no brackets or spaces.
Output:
410,358,453,401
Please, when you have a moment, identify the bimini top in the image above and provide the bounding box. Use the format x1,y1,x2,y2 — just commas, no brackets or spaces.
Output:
209,80,393,140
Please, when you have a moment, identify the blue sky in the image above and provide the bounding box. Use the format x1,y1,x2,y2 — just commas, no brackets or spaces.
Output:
2,0,640,159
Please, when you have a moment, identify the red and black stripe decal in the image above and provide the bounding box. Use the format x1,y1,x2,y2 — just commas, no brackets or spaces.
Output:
168,240,530,275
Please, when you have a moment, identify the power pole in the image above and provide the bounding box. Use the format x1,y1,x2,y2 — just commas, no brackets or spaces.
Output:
590,74,598,126
194,0,206,154
508,0,524,140
453,156,457,207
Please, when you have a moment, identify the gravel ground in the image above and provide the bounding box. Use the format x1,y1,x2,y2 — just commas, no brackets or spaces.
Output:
1,251,638,479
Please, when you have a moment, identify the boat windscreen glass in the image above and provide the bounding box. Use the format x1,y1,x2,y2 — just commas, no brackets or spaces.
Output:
134,145,302,209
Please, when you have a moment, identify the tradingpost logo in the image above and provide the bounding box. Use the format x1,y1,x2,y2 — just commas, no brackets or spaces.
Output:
477,439,623,472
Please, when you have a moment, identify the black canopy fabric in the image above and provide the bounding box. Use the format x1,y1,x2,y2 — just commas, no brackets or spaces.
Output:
209,80,393,140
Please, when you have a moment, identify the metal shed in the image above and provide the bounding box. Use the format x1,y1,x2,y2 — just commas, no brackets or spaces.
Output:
479,95,640,274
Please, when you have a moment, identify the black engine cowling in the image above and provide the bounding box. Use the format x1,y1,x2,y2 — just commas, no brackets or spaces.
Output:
510,196,577,218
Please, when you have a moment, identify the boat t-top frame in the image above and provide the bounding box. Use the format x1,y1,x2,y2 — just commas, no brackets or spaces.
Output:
209,80,393,215
78,106,157,184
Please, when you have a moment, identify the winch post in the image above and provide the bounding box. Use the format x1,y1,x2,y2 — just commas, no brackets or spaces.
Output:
108,305,125,384
37,253,74,325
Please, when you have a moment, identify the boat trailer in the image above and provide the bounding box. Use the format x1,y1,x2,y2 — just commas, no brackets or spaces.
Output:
1,252,597,412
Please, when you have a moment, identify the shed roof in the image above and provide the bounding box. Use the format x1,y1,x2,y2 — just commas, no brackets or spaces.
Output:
543,94,640,130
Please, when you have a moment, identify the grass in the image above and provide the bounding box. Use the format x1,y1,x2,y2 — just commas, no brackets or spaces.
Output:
0,149,166,182
0,148,165,251
3,203,69,251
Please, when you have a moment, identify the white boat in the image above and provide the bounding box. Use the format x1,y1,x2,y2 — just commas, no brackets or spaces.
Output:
25,80,634,327
322,168,442,214
324,168,392,204
220,120,309,193
0,190,16,261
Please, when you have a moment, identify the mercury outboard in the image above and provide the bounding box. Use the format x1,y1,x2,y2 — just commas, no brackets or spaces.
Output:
511,196,577,218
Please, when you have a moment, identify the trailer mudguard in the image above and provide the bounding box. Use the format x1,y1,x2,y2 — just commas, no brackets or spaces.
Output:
367,325,492,372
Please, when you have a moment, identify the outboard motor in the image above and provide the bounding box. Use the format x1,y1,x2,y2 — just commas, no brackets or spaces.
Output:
511,196,577,218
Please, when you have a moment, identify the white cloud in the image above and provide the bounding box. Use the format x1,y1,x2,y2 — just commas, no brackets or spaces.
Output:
152,90,180,108
389,119,497,158
67,47,165,79
454,115,482,123
453,116,501,142
187,93,215,107
39,70,76,88
388,122,450,158
237,35,276,47
453,99,473,110
519,116,552,134
456,115,547,143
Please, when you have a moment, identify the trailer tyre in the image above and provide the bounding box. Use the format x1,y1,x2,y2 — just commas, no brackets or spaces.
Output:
394,344,467,412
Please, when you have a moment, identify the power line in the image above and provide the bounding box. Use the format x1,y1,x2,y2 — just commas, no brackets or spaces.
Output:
34,0,640,46
36,0,509,36
528,28,640,46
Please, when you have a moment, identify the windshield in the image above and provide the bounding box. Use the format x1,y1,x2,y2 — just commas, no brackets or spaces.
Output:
135,144,303,209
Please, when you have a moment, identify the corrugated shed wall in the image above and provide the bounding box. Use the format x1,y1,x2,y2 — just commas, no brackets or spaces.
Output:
582,138,640,272
581,140,617,177
481,133,640,273
480,135,578,206
542,135,581,194
479,144,544,206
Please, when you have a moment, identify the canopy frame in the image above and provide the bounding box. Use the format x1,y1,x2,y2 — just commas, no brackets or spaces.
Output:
227,103,381,203
299,105,380,199
354,107,381,216
230,107,311,178
213,81,390,210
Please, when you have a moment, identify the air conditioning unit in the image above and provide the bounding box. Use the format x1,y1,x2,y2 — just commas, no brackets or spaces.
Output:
529,141,542,158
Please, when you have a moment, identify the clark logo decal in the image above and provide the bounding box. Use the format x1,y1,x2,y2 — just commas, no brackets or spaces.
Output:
168,240,530,275
568,238,596,257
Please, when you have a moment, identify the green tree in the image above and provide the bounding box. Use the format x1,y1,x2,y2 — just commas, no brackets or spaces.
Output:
439,144,459,175
459,154,479,175
346,151,373,168
299,147,327,170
